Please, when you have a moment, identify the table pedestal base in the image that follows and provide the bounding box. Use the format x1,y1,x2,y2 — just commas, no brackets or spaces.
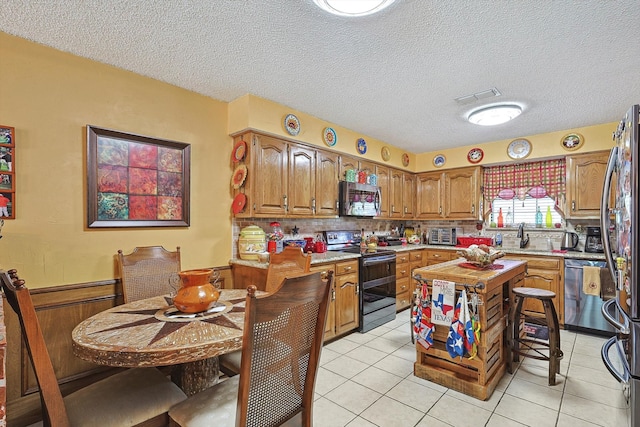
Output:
171,357,219,396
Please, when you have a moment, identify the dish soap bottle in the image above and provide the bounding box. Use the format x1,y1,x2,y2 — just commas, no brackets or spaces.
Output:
535,206,543,228
545,206,553,228
497,208,504,228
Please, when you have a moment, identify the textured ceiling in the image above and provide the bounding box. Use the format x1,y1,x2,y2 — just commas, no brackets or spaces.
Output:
1,0,639,153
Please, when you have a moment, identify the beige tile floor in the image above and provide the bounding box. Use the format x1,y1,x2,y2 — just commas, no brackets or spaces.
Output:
313,310,630,427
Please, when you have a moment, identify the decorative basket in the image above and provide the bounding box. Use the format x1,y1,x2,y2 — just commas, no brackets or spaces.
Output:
457,246,505,267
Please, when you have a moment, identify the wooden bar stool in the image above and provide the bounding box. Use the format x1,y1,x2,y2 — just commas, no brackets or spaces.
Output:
506,287,563,385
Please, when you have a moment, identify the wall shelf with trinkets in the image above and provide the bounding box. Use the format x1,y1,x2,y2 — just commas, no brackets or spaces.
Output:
0,126,15,219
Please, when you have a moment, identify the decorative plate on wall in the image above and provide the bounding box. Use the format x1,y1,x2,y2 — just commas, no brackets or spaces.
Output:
283,114,300,136
467,148,484,163
232,193,247,215
231,164,248,189
402,153,410,167
381,146,391,162
356,138,367,154
433,154,446,167
231,140,247,163
507,138,531,160
323,127,337,147
561,133,584,151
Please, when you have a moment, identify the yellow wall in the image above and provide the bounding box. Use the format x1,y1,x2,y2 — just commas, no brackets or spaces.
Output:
0,32,232,287
415,122,616,171
228,94,409,170
0,31,618,288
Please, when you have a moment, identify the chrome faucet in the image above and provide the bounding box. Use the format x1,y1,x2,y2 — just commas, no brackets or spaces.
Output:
517,223,530,249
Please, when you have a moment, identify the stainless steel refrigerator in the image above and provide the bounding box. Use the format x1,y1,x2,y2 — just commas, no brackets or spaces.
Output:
601,104,638,425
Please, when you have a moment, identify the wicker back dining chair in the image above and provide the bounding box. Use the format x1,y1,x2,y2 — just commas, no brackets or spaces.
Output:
168,270,333,427
0,269,187,427
219,245,312,376
117,245,181,303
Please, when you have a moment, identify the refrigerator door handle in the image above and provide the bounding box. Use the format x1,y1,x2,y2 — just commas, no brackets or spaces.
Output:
601,146,618,285
601,335,630,385
602,298,630,335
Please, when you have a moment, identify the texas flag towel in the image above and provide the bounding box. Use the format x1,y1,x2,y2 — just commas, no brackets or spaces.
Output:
447,290,465,359
431,279,455,326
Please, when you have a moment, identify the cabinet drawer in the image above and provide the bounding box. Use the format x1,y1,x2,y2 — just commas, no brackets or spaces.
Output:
310,263,333,279
396,263,411,279
409,250,425,262
396,253,410,264
396,277,411,295
506,256,561,271
426,250,453,263
335,260,358,275
396,289,411,311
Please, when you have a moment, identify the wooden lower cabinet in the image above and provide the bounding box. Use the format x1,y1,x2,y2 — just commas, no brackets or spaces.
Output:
395,251,412,310
311,259,359,341
504,255,564,325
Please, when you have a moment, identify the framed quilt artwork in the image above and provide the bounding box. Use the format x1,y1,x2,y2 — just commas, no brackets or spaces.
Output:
86,125,191,228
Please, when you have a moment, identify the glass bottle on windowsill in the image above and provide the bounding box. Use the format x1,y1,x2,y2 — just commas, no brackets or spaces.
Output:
497,208,504,228
535,206,543,228
505,207,512,228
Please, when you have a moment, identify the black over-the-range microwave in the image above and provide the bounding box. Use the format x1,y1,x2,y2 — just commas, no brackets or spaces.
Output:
339,181,382,217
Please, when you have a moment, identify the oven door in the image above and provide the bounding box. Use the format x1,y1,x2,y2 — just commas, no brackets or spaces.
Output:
360,254,396,313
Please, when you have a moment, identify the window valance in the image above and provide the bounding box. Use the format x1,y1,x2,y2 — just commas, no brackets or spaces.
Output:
483,159,566,202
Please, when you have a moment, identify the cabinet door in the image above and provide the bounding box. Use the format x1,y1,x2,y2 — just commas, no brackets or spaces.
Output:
288,145,316,216
390,169,404,218
254,135,288,216
339,155,359,181
375,166,391,217
444,167,480,219
310,263,336,340
403,173,415,217
415,171,443,219
359,160,376,176
335,272,360,335
396,277,411,311
566,151,609,218
521,270,562,324
316,150,339,216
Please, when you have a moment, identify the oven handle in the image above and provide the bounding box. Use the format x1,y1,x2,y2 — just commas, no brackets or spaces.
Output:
361,254,397,266
601,335,629,385
602,298,630,335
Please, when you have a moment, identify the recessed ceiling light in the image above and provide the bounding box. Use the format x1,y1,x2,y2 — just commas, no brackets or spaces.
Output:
313,0,396,17
467,104,523,126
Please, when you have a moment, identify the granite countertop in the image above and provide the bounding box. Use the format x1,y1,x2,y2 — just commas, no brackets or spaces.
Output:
229,244,605,269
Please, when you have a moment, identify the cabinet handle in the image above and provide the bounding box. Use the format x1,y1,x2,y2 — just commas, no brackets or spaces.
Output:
391,204,395,213
572,201,576,211
336,200,339,210
471,204,475,214
433,254,441,258
439,206,442,214
404,206,407,214
332,289,336,301
343,266,352,272
415,254,421,259
283,195,288,211
401,269,407,274
401,285,407,291
312,198,316,213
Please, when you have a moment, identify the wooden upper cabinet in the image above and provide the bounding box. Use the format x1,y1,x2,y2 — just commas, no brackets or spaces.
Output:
415,171,443,219
566,150,610,218
253,134,288,216
416,166,480,220
389,169,404,218
375,165,390,217
315,150,340,216
339,155,359,181
444,167,480,219
402,173,415,217
288,145,316,216
359,160,376,176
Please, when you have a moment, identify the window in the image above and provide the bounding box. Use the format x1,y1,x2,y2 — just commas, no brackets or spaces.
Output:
490,196,562,228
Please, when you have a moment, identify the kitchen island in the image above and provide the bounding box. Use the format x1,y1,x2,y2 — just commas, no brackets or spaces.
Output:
412,258,526,400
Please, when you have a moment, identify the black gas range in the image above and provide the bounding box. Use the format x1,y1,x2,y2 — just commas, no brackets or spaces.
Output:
323,231,397,332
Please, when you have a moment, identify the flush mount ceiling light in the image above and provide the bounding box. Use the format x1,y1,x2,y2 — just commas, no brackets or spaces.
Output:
467,104,523,126
313,0,396,17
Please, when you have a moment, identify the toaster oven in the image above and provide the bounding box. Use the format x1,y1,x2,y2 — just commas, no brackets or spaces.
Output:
428,227,462,246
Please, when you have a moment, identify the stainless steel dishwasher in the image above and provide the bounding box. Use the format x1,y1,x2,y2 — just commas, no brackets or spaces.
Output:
564,258,615,336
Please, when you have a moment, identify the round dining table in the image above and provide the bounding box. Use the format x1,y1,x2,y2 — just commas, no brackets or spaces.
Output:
72,289,255,395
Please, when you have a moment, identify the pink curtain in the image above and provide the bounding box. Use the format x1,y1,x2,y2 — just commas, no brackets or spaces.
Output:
483,159,565,203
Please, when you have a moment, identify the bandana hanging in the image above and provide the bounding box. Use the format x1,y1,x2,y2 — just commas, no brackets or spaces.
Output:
446,289,465,359
413,282,435,350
